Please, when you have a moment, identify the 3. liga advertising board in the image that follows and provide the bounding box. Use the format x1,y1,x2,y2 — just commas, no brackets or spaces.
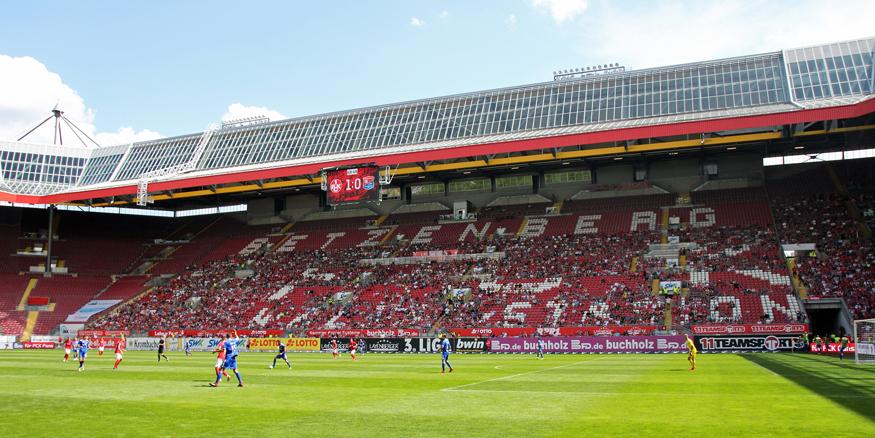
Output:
314,338,488,353
326,166,380,204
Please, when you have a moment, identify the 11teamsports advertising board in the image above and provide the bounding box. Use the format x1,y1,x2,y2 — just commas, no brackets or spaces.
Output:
326,166,379,204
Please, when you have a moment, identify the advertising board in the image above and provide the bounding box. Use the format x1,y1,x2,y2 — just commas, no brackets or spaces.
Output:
691,324,809,335
694,335,801,352
326,166,380,204
488,336,686,353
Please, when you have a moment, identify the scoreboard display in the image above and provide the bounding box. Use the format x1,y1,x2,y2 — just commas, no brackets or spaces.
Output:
326,166,380,204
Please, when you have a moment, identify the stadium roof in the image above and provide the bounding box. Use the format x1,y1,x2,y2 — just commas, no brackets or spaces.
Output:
1,36,874,206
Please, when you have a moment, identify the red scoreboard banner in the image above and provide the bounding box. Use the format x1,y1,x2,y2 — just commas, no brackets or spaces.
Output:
326,166,379,204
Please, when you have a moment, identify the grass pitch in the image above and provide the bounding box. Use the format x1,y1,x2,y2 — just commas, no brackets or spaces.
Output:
1,350,874,437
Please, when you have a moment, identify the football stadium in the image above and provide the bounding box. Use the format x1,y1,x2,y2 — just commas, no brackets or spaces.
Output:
2,32,875,436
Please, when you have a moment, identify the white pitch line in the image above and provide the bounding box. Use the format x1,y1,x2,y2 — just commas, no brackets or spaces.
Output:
747,359,780,376
441,357,609,391
443,389,873,398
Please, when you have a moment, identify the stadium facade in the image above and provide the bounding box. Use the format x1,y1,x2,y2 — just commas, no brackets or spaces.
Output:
0,36,873,207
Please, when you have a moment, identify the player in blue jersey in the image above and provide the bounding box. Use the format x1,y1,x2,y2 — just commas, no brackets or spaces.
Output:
211,330,243,387
440,334,454,373
269,340,292,369
536,337,544,360
76,337,90,372
184,340,192,357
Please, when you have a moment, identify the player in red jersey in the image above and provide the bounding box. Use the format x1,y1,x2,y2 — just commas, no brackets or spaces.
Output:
348,339,358,362
98,337,106,357
63,337,73,362
113,336,126,369
211,339,231,382
332,339,339,358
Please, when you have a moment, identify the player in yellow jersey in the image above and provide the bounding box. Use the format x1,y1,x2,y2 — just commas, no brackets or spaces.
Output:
684,334,697,370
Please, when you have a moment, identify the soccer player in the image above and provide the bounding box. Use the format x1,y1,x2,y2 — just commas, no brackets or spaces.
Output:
348,339,358,362
270,340,292,369
684,334,696,370
839,335,850,361
76,337,90,372
814,335,823,354
113,336,126,369
332,338,339,358
359,338,366,355
63,337,73,362
211,339,231,383
536,337,544,360
440,334,453,373
97,337,106,357
185,341,192,357
157,336,169,362
212,331,242,387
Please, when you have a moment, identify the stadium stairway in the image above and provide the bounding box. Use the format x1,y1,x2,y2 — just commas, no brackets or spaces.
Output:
280,222,295,234
787,259,808,300
20,311,38,342
663,302,672,330
377,228,396,246
16,278,38,311
825,163,849,197
514,219,529,239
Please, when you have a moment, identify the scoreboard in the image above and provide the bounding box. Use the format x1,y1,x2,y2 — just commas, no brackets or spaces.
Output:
325,166,380,204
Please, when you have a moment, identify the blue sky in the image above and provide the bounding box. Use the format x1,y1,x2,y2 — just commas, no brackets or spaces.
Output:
1,0,873,146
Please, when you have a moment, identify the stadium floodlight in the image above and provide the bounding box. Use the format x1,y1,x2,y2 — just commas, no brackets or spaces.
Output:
854,319,875,365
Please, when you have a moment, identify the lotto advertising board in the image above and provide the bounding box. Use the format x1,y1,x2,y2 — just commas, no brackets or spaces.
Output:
690,324,809,335
325,166,380,204
488,336,687,353
247,338,321,351
694,335,800,352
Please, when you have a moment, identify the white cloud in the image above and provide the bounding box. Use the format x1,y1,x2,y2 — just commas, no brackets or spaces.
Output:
222,103,287,124
410,17,425,26
531,0,589,23
0,54,160,148
94,126,162,146
585,0,875,71
439,10,449,19
505,14,517,30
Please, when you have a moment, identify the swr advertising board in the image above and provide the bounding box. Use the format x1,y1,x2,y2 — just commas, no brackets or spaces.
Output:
326,166,379,204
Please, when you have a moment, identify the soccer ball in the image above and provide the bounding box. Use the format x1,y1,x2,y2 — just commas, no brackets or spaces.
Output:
268,366,273,369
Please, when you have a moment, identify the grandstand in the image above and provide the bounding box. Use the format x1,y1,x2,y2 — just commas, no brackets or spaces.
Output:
0,36,874,340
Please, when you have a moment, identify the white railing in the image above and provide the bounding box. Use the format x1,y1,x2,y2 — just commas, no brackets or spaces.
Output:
359,251,505,265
